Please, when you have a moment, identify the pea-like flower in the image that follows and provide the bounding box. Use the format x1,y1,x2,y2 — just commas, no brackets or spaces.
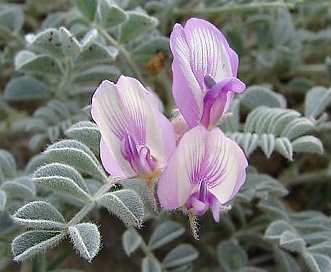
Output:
157,126,248,222
91,75,176,180
170,18,246,130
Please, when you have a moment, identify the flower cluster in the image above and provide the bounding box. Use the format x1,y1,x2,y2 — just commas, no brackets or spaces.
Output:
92,18,248,228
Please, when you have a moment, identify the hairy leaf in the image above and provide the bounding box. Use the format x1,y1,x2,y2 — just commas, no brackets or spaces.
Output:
142,256,161,272
68,223,101,262
217,241,248,272
122,229,141,256
163,244,198,269
12,201,65,229
97,189,144,227
0,190,6,211
95,0,127,28
148,221,185,250
12,230,64,262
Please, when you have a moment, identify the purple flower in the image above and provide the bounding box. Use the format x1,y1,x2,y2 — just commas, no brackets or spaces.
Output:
170,18,246,130
91,75,176,180
157,126,248,222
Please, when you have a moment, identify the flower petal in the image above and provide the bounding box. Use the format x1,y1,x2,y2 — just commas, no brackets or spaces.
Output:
157,126,206,209
183,18,238,86
170,23,203,127
203,128,248,204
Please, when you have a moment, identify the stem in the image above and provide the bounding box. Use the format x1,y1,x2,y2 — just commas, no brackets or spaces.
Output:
97,27,145,84
173,0,330,16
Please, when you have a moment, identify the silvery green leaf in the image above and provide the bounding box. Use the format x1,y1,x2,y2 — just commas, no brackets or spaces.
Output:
41,11,66,29
132,37,170,62
44,140,107,181
0,212,14,235
59,27,81,57
97,189,144,227
75,43,118,65
217,241,248,272
48,126,61,143
65,121,101,153
292,136,323,154
241,86,286,109
80,28,98,50
279,230,306,253
269,109,300,136
163,244,198,269
29,134,48,151
96,0,127,28
142,256,161,272
241,268,268,272
308,242,331,258
264,220,294,242
239,133,259,157
259,134,275,158
280,118,314,140
68,223,101,262
11,230,64,262
122,229,141,256
258,197,288,220
0,190,6,211
71,65,120,86
4,75,50,101
84,179,102,196
302,252,331,272
148,221,185,250
221,99,240,132
33,163,91,202
119,11,158,44
275,138,293,161
305,86,331,119
73,0,97,22
288,77,315,93
12,201,65,230
274,247,301,272
25,119,48,133
0,149,17,181
1,177,35,199
244,107,267,133
15,50,63,75
0,5,23,33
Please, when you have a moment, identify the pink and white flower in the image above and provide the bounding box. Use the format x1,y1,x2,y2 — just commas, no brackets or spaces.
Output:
157,126,248,222
91,75,176,180
170,18,246,130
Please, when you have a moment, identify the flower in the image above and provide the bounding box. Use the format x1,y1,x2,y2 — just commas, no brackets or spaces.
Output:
157,126,248,222
91,75,176,180
170,18,246,130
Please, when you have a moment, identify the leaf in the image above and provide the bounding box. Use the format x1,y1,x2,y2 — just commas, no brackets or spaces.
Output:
68,223,101,262
44,140,107,181
11,230,64,262
292,136,323,154
1,177,35,199
217,241,248,272
95,0,128,28
132,37,170,62
273,248,301,272
12,201,65,230
0,149,17,181
241,86,286,109
0,5,24,33
279,230,306,253
275,138,293,161
302,253,331,272
259,134,275,158
162,244,198,269
59,27,81,57
258,197,288,221
73,0,97,22
122,229,141,256
0,190,6,211
142,256,161,272
308,242,331,258
75,43,118,65
264,220,294,242
97,189,144,227
33,163,91,203
119,11,158,44
15,50,63,75
4,76,50,101
65,121,101,152
305,86,331,119
280,117,314,140
148,221,185,250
